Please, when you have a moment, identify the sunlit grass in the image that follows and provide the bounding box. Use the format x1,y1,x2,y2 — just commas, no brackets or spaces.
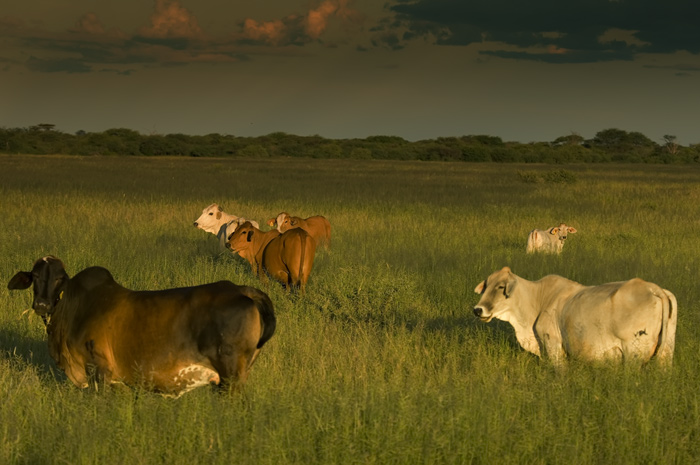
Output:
1,155,699,464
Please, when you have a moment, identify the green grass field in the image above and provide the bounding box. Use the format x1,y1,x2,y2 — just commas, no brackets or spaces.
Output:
1,155,699,464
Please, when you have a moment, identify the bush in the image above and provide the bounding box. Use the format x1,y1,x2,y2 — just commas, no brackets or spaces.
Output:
517,169,578,184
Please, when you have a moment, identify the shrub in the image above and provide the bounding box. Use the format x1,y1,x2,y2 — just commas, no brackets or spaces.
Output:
517,169,578,184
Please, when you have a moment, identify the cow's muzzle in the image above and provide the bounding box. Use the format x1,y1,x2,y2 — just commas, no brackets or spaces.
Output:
32,298,53,316
473,306,487,320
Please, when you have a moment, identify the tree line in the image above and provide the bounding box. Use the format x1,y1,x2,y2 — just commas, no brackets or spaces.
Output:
1,125,698,163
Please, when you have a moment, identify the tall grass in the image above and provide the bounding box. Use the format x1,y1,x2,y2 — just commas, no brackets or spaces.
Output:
1,155,699,464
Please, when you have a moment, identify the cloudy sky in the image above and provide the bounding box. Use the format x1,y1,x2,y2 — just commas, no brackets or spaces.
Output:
2,0,699,144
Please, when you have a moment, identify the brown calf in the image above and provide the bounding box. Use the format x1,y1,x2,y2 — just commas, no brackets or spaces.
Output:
227,221,316,293
267,212,331,249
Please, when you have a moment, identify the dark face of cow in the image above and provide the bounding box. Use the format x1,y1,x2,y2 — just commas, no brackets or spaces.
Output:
7,256,69,317
472,267,518,322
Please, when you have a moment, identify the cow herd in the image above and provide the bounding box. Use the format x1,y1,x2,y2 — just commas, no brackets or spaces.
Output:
6,209,678,397
194,204,332,293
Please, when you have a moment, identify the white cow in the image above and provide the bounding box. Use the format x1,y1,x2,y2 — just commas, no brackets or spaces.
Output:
473,267,677,367
526,223,577,254
193,204,260,250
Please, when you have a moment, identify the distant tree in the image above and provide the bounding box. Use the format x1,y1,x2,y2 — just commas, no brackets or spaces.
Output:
591,128,629,147
465,135,504,146
552,132,584,146
663,135,679,154
238,144,269,157
349,147,372,159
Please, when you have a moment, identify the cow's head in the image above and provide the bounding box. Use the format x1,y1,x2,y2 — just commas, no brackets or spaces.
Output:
269,212,290,233
7,256,69,318
472,267,518,322
226,221,256,253
550,223,577,243
193,203,224,234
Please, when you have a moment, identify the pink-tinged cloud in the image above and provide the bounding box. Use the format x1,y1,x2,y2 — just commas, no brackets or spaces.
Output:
242,18,289,45
306,0,358,39
306,1,338,39
240,0,361,45
0,0,365,74
547,44,568,54
71,13,105,35
139,0,203,39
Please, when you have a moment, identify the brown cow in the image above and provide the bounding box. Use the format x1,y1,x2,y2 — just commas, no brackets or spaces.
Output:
227,221,316,293
7,256,276,397
267,212,331,249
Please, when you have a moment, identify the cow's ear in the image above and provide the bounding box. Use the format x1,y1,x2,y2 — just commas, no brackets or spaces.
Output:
505,275,517,298
474,280,485,294
567,227,577,234
246,230,254,242
290,218,298,226
7,271,33,290
267,218,276,227
216,212,222,220
549,228,559,235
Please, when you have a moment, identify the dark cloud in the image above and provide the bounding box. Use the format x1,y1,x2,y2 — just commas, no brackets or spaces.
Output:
382,0,700,63
25,56,92,73
644,63,700,72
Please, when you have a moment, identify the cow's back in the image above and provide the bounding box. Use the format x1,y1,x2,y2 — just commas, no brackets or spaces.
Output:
303,216,331,247
57,277,273,393
559,279,666,362
526,228,560,253
263,228,316,289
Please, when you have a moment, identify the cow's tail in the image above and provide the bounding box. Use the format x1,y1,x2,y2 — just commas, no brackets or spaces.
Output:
324,219,332,249
297,232,306,288
526,231,537,253
244,287,276,349
655,288,677,367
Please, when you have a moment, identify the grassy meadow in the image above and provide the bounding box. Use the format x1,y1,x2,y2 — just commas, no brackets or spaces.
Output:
1,155,699,464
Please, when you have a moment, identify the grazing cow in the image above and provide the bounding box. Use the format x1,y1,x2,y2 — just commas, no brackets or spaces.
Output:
472,267,677,367
267,212,331,249
526,223,577,254
193,203,260,250
227,221,316,293
7,256,276,396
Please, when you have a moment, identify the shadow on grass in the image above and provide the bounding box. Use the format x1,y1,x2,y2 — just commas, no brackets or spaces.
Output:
0,328,66,383
423,315,524,353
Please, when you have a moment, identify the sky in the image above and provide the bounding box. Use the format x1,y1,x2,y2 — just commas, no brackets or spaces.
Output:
1,0,699,145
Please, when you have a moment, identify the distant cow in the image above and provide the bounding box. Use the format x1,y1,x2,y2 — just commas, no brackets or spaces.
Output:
7,256,276,396
526,223,577,254
194,203,260,250
473,267,677,367
267,212,331,249
227,221,316,293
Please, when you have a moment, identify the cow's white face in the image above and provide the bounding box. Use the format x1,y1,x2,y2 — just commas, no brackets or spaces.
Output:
550,223,577,244
193,204,224,234
269,212,290,233
473,267,518,323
